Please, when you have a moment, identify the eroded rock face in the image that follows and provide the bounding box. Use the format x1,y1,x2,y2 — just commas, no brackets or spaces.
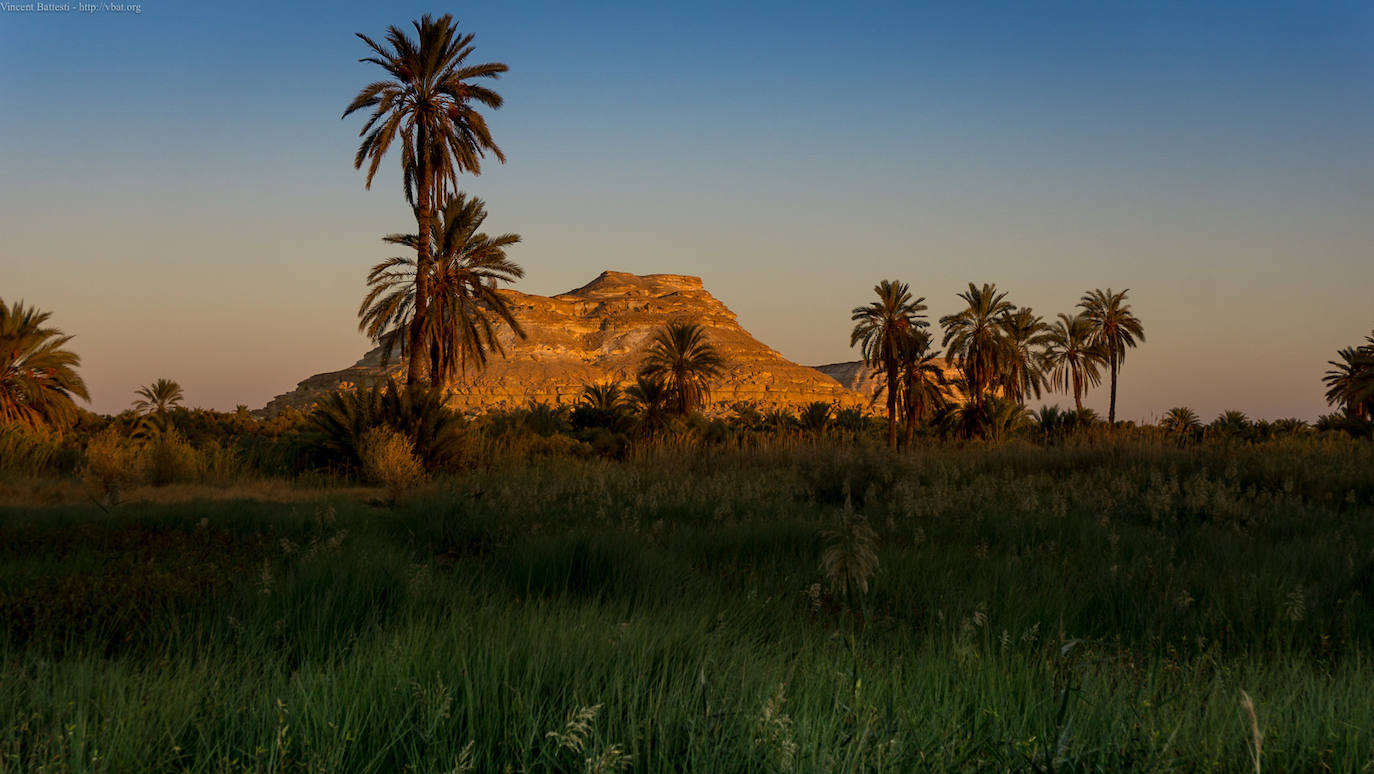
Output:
260,271,872,416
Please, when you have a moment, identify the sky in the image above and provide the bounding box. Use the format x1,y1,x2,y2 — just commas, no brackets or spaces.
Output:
1,0,1371,421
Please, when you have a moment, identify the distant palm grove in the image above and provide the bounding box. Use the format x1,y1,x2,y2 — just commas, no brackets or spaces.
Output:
849,281,1148,448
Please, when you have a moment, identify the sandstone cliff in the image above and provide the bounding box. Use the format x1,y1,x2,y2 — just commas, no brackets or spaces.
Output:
260,271,873,416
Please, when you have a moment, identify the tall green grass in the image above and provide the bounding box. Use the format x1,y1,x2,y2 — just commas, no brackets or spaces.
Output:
2,439,1373,772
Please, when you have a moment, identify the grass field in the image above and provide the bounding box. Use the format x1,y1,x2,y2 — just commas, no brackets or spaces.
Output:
3,438,1373,772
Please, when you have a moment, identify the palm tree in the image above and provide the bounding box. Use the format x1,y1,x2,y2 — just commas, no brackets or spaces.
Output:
1209,409,1251,441
581,382,627,414
997,307,1050,405
1042,312,1106,414
940,283,1016,413
626,374,672,436
1160,406,1202,443
850,280,928,449
359,193,524,388
344,14,507,384
896,329,947,447
1324,332,1374,419
0,299,89,430
797,401,833,435
132,378,184,416
638,321,726,416
1078,288,1145,425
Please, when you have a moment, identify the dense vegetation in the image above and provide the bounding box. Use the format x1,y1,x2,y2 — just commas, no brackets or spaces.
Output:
3,439,1374,772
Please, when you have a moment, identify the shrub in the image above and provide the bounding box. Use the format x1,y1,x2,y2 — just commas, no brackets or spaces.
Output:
80,428,142,506
359,426,426,496
0,424,61,478
142,430,202,486
305,380,466,473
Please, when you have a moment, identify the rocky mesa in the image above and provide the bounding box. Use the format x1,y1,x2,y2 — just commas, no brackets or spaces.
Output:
260,271,874,416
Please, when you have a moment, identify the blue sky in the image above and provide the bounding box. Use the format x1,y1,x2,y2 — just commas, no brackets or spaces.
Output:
2,0,1371,419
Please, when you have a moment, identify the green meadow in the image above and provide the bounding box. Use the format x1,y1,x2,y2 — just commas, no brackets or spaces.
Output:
4,438,1374,773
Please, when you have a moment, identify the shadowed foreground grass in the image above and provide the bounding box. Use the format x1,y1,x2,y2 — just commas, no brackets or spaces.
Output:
2,439,1373,772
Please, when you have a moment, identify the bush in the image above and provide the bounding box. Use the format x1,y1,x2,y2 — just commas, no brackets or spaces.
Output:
305,380,466,473
80,428,142,506
0,424,62,478
142,430,203,486
359,426,425,495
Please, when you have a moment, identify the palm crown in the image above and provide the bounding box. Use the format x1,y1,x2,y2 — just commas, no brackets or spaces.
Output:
1323,331,1374,419
997,307,1051,404
1043,312,1105,414
0,299,90,430
940,283,1016,411
638,321,726,416
359,192,525,388
132,378,184,416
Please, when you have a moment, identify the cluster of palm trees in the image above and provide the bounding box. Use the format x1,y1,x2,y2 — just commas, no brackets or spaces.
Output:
345,14,523,389
851,281,1145,447
569,320,726,436
1324,330,1374,420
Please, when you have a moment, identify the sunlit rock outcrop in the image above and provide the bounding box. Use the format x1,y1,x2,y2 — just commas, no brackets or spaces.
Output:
260,271,873,416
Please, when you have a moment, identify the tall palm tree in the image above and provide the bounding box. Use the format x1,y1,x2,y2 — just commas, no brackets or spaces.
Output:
896,328,948,447
850,280,928,449
940,283,1016,413
344,14,507,384
1042,312,1106,414
359,193,525,388
1324,332,1374,419
0,299,89,430
638,321,726,416
132,378,184,416
1078,288,1145,425
997,307,1051,405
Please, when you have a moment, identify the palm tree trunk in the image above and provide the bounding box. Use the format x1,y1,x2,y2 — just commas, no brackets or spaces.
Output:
1107,352,1118,425
902,386,916,449
886,362,898,450
407,145,433,385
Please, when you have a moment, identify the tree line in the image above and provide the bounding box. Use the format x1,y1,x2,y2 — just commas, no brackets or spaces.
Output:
0,12,1370,453
849,281,1145,448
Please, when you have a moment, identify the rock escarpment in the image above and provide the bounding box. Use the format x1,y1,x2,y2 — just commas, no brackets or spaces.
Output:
260,271,874,416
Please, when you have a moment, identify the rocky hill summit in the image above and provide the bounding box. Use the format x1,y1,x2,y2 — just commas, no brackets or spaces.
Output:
260,271,873,416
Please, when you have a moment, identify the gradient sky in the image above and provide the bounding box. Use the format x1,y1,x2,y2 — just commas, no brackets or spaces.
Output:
2,0,1371,420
